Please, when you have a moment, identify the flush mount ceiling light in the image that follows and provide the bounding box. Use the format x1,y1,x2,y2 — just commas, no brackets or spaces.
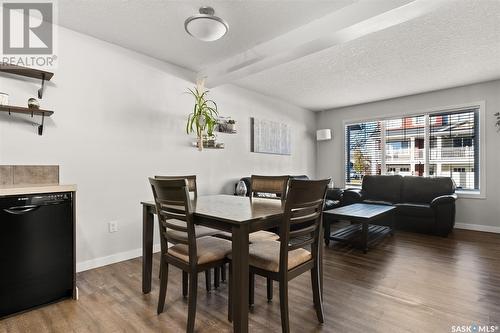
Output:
184,7,228,42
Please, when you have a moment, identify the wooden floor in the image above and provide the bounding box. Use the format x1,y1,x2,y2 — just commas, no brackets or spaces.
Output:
1,229,499,333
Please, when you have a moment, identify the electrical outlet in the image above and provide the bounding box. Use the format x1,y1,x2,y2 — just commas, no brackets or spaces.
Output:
108,221,118,233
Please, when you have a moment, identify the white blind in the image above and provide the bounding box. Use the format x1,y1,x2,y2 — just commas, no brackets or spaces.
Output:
429,109,478,190
385,115,426,176
345,121,382,185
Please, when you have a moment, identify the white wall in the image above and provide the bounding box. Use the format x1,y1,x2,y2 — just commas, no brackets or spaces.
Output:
0,27,316,270
316,80,500,231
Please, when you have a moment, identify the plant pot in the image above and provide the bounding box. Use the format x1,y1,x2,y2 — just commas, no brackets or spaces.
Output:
0,92,8,105
197,137,203,151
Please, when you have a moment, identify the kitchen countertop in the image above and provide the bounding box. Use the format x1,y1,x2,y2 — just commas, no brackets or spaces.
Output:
0,184,77,196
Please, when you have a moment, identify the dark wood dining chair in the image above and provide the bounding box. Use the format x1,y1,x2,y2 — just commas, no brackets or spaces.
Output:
210,175,291,288
238,178,330,333
250,175,289,199
155,175,198,197
249,174,290,300
149,178,232,333
249,175,289,243
155,175,220,292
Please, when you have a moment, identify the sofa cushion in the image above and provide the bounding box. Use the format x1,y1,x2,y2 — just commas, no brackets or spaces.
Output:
401,176,455,204
396,203,434,218
362,175,403,203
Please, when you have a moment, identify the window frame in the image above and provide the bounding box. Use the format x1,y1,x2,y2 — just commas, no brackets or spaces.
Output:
342,101,486,199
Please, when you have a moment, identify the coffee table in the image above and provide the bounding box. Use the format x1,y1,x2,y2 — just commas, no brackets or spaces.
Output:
323,203,395,253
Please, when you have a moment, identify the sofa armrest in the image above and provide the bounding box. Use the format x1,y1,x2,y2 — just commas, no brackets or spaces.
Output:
326,188,343,201
431,194,458,207
342,189,363,205
431,194,457,236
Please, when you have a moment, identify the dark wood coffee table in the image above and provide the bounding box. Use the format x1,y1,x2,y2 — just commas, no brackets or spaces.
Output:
323,203,395,253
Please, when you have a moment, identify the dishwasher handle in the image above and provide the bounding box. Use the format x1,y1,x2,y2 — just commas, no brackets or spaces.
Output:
3,205,41,215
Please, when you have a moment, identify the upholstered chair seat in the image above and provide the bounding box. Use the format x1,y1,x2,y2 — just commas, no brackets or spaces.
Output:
247,240,312,272
249,230,280,242
169,236,232,265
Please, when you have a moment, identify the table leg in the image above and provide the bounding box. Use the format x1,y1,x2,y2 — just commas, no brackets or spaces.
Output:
323,215,331,246
231,224,249,333
142,205,154,294
362,222,368,254
390,212,395,236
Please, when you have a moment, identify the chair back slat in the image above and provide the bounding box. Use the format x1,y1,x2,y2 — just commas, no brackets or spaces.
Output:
162,211,188,221
290,210,322,225
250,175,289,200
163,230,189,245
289,224,318,239
155,175,197,196
288,238,315,251
163,220,188,232
149,177,198,267
279,178,330,272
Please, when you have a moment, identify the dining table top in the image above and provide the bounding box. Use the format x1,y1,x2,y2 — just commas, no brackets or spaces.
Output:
141,194,285,225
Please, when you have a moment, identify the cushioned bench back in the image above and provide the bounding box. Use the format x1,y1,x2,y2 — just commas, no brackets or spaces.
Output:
401,176,455,204
361,175,403,203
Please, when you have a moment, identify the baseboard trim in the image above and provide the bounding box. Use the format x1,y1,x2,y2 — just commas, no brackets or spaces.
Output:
76,244,161,272
455,223,500,234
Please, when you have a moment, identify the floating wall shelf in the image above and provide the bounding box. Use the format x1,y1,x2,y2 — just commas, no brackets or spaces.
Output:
0,105,54,135
0,63,55,135
0,63,54,99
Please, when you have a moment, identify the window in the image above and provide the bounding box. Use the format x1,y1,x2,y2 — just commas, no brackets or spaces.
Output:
345,107,480,191
345,121,382,185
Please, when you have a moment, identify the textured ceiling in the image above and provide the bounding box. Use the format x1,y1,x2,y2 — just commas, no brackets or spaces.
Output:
236,0,500,110
56,0,500,111
57,0,354,72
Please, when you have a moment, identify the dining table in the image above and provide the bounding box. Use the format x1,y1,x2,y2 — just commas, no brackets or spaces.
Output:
141,194,285,333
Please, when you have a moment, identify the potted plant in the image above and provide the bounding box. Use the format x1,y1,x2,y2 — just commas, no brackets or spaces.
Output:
186,86,219,151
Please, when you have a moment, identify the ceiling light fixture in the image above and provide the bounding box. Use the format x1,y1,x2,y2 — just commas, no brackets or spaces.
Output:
184,7,228,42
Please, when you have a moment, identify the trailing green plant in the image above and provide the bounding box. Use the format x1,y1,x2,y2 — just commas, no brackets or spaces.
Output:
185,87,219,150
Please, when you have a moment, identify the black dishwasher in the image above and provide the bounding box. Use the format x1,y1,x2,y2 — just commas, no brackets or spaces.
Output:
0,192,74,318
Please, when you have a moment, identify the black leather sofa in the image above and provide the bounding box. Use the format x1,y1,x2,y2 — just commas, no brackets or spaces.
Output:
342,175,457,236
234,175,343,228
235,175,342,210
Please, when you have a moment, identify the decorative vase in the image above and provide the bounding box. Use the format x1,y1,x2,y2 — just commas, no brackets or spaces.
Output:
236,180,247,196
28,98,40,109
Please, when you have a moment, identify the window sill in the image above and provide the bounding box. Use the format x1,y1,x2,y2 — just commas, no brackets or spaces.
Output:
456,190,486,200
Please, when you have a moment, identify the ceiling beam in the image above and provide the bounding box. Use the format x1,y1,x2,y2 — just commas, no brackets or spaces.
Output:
201,0,448,87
